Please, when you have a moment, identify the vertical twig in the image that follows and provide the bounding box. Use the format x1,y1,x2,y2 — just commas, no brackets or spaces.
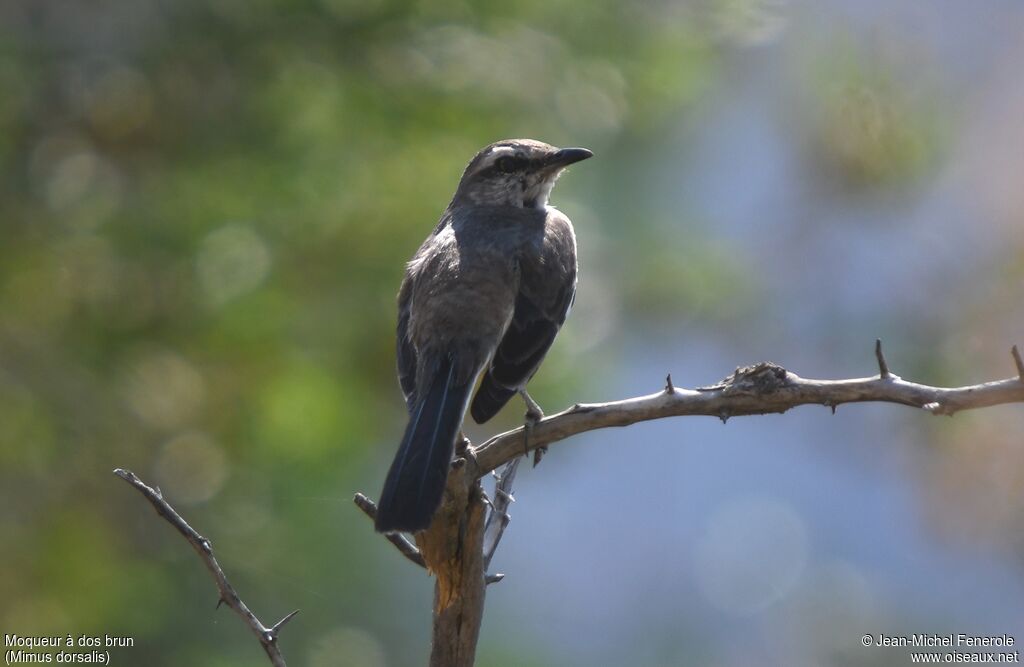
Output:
482,459,520,572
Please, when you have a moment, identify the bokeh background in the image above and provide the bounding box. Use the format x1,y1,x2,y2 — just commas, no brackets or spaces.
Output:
2,0,1023,665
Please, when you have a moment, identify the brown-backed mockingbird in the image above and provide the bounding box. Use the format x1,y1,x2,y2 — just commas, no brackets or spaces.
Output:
375,139,591,533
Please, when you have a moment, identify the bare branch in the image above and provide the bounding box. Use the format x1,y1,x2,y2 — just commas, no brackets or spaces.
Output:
482,459,520,573
357,343,1024,667
472,358,1024,474
113,469,296,667
353,492,426,568
414,467,488,667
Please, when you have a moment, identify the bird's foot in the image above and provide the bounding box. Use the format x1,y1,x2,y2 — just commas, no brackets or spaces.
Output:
521,389,544,423
455,431,471,457
453,431,477,471
519,390,547,466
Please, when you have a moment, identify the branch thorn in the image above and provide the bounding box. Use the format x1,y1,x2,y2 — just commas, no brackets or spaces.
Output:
875,339,892,379
485,573,505,585
270,609,301,637
493,487,514,503
665,373,675,394
718,410,730,424
1012,345,1024,381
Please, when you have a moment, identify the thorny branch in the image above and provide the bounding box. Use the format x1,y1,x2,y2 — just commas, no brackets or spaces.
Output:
472,342,1024,474
359,341,1024,570
114,469,298,667
482,459,519,573
352,340,1023,667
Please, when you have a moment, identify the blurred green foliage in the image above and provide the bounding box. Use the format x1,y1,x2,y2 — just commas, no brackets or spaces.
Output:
0,1,728,664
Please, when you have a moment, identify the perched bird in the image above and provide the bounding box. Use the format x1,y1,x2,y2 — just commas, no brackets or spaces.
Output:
374,139,592,533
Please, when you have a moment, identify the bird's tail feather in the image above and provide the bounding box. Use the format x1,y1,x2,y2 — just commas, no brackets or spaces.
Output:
375,355,471,533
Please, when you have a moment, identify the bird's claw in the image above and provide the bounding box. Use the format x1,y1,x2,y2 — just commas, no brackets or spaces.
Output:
519,390,546,465
455,432,471,456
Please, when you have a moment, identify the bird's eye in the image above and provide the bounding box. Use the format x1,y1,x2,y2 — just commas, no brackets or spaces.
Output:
495,156,518,173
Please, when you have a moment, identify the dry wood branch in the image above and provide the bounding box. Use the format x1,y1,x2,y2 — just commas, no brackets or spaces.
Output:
482,459,519,573
414,466,488,667
114,469,297,667
357,343,1024,667
473,353,1024,474
354,492,426,568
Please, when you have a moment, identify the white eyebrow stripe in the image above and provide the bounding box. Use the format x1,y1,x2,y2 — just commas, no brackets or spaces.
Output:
488,146,516,158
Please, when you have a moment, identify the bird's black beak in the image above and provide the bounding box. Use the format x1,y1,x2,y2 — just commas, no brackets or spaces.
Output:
548,147,594,168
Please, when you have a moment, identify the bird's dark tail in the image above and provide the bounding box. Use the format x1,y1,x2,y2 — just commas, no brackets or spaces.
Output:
375,355,471,533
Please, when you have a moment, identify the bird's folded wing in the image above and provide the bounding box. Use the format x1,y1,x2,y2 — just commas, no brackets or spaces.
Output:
470,280,575,423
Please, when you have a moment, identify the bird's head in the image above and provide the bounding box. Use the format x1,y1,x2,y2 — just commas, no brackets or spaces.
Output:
452,139,592,209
